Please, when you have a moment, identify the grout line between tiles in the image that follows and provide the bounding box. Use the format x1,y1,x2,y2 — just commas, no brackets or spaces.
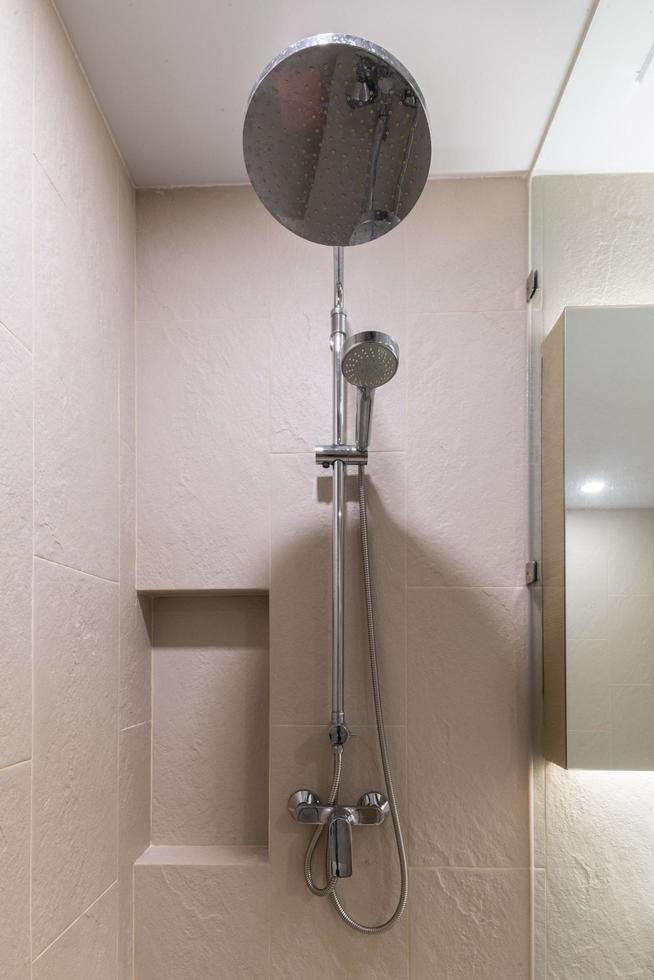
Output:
269,722,407,730
115,162,122,978
409,866,532,872
30,28,36,972
120,719,151,735
31,879,118,966
32,151,66,207
133,171,144,980
0,317,32,354
134,310,528,324
407,584,527,590
149,596,155,851
0,757,31,775
33,553,118,585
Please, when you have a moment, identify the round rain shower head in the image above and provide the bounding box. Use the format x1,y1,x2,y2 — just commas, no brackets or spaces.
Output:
243,34,431,247
341,331,399,390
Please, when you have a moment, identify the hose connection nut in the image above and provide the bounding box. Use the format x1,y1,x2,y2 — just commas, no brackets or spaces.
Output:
329,723,350,747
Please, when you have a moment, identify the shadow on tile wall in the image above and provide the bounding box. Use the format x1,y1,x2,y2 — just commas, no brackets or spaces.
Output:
137,466,531,980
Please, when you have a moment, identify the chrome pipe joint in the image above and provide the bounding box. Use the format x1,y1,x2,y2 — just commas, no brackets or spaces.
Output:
288,790,390,879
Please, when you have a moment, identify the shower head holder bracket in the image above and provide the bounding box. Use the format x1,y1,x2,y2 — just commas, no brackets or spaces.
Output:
315,445,368,468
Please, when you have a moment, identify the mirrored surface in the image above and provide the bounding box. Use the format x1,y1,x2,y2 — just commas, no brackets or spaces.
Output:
543,306,654,770
243,34,431,246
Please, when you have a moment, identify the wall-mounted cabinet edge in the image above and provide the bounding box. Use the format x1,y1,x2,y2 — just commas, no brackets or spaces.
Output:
541,312,566,768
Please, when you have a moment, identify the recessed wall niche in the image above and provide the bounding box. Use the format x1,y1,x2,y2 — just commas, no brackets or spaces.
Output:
151,594,269,846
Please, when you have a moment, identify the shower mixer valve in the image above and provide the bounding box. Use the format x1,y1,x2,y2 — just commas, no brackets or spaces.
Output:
288,790,390,879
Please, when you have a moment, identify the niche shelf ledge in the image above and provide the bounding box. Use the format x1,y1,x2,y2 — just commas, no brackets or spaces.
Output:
137,587,269,598
136,845,269,868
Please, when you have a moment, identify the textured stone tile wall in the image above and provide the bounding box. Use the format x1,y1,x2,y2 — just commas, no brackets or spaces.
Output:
0,1,149,976
135,176,530,978
530,173,654,980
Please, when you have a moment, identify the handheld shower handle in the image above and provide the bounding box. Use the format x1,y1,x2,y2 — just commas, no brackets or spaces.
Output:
341,331,399,452
356,388,375,452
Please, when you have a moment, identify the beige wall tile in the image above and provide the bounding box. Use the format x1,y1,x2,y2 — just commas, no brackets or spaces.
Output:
532,752,547,870
0,329,32,767
152,595,268,845
566,731,611,769
136,186,271,322
410,868,530,980
611,685,654,770
270,452,406,727
607,509,654,596
269,724,408,979
118,170,136,449
34,0,116,225
407,310,527,587
32,558,118,955
566,639,610,733
566,509,610,594
1,0,138,972
533,868,547,980
403,177,527,314
270,307,334,452
546,765,654,979
136,317,269,591
0,761,30,979
407,587,529,868
131,176,532,977
269,216,407,454
32,885,118,980
0,0,33,349
119,722,151,980
267,202,406,323
33,0,123,582
33,161,119,581
541,175,654,336
135,862,270,980
608,595,654,685
566,586,607,640
120,438,151,727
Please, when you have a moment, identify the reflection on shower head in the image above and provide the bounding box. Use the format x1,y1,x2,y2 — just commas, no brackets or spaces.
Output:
242,34,431,247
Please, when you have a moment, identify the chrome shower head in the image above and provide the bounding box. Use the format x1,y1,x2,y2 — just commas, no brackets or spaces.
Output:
342,332,399,390
242,35,431,247
341,331,399,450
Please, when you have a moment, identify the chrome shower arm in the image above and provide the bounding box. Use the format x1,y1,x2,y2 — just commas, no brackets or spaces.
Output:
331,245,346,726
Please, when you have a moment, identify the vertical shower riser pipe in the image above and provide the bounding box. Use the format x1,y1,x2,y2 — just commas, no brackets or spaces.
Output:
331,246,346,726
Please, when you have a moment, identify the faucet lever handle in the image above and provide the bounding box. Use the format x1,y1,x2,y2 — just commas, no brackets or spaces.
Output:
328,813,353,878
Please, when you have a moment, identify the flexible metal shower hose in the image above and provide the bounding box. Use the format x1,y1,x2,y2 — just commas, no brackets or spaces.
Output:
303,468,408,933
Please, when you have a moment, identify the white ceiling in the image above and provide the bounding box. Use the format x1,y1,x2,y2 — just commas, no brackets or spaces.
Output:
54,0,594,187
535,0,654,174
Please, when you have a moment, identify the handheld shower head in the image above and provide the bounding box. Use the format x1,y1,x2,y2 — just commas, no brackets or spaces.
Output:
342,331,399,389
341,332,399,450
